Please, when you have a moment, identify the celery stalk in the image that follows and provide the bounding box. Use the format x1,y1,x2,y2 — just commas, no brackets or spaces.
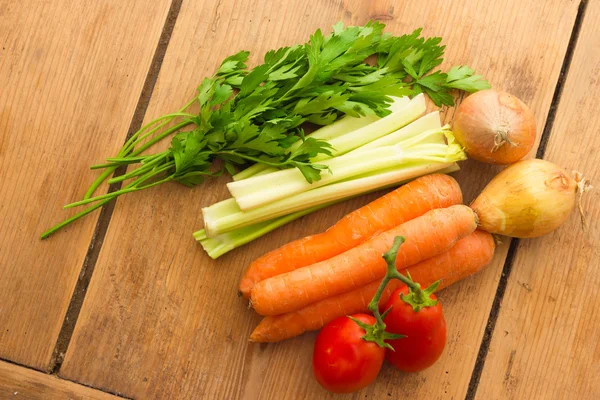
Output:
232,116,376,181
201,198,239,227
311,93,426,162
203,156,464,238
241,94,426,179
232,96,411,181
204,127,464,237
198,108,467,255
195,203,331,259
348,111,441,153
227,145,407,210
197,163,461,257
227,123,453,211
202,129,466,237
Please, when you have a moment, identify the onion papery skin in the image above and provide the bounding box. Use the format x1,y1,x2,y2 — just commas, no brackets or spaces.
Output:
453,90,536,165
470,159,576,238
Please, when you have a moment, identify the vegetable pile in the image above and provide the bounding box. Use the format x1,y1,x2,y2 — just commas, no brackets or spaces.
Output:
242,150,588,392
41,19,593,395
235,84,589,392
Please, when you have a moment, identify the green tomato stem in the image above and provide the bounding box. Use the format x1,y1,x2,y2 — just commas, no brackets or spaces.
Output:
366,236,408,326
353,236,440,349
367,236,439,316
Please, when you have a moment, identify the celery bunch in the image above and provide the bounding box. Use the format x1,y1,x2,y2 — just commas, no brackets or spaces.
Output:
197,96,466,258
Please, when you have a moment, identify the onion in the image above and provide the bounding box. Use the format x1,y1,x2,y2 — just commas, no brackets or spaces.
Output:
453,90,536,164
471,159,590,238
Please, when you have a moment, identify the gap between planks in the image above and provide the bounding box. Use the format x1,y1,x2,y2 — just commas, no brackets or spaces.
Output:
0,356,132,400
464,0,590,398
48,0,185,376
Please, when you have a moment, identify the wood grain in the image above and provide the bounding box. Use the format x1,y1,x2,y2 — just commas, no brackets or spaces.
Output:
59,0,580,398
476,2,600,398
0,360,120,400
0,0,171,369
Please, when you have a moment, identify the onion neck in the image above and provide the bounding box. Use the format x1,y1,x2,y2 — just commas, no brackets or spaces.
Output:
492,128,517,152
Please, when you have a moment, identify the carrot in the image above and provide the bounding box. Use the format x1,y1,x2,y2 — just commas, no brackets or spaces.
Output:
250,230,495,342
239,174,463,298
250,204,477,316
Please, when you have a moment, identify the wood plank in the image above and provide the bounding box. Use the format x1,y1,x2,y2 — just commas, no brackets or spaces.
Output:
476,2,600,398
0,0,171,369
0,360,120,400
60,0,580,398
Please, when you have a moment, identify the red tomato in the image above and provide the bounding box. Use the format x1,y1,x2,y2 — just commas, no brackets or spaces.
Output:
383,285,447,372
312,314,385,393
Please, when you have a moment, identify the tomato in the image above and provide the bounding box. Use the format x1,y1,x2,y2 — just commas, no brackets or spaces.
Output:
383,285,446,372
312,314,385,393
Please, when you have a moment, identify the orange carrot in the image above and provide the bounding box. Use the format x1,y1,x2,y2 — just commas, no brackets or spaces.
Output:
250,204,477,316
250,230,495,342
239,174,463,298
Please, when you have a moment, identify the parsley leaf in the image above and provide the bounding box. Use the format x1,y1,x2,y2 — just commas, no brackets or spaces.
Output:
287,137,334,183
444,65,491,92
226,121,284,156
239,64,271,97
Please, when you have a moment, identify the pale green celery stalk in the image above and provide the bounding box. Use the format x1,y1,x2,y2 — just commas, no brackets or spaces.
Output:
195,203,330,259
232,116,376,181
203,161,459,237
227,145,407,210
193,229,208,241
397,125,449,148
242,94,425,179
247,106,438,180
201,197,240,223
203,146,465,237
347,111,441,153
195,164,459,258
232,96,411,181
203,123,459,236
228,121,452,211
311,93,425,161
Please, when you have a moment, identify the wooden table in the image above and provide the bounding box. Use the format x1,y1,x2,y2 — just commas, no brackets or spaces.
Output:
1,1,598,398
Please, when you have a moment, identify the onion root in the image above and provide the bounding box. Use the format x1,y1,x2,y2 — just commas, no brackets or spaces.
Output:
573,171,593,229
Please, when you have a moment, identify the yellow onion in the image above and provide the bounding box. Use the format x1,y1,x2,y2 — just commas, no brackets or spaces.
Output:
453,90,536,165
470,159,585,238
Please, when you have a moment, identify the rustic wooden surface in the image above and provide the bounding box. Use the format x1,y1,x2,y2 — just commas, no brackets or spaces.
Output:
0,0,597,398
476,1,600,398
58,0,580,398
0,360,119,400
0,0,172,369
